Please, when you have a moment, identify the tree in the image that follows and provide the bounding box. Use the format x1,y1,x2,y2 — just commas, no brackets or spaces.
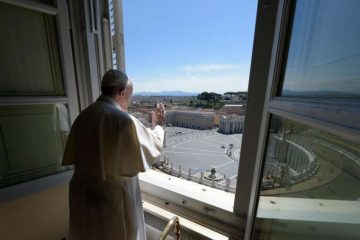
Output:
196,92,223,109
197,92,210,101
197,92,221,103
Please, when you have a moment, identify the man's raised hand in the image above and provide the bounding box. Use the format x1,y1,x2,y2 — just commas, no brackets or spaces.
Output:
151,102,165,127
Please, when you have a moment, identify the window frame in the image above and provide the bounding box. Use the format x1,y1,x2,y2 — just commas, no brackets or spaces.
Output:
0,0,78,193
112,0,276,237
233,0,285,238
237,0,360,239
0,0,78,122
108,0,286,237
109,0,264,236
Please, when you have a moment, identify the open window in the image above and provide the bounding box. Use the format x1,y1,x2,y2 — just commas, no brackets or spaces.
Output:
112,0,360,238
239,0,360,239
109,0,259,236
1,0,358,239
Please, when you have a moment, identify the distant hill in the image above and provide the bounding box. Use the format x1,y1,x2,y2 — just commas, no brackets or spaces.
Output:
134,91,198,96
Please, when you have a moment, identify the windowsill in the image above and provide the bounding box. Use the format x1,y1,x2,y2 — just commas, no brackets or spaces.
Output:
139,169,244,238
0,170,73,203
140,169,360,231
3,168,355,236
257,196,360,224
139,169,235,212
0,169,235,212
143,201,229,240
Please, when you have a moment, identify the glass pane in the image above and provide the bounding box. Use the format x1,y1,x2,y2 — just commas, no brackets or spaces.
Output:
261,116,360,199
281,0,360,98
0,104,71,187
0,2,64,96
253,218,360,240
253,115,360,239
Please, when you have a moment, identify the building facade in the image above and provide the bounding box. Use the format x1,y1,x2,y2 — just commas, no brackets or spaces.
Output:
219,115,245,134
165,110,214,130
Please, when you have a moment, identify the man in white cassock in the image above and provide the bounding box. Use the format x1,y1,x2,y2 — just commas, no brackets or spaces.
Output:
62,70,165,240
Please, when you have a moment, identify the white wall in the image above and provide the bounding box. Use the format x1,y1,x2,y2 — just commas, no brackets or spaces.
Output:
0,184,69,240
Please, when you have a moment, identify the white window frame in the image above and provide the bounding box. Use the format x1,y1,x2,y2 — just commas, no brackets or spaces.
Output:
236,0,360,239
0,0,78,121
0,0,78,199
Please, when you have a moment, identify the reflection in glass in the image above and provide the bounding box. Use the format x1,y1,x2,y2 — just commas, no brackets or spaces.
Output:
0,104,71,187
253,218,360,240
281,0,360,98
253,115,360,239
0,2,64,96
260,115,360,200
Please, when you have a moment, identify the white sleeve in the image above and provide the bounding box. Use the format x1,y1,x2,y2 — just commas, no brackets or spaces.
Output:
130,115,164,170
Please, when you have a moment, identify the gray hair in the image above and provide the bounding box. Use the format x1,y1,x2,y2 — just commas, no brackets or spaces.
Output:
100,69,129,96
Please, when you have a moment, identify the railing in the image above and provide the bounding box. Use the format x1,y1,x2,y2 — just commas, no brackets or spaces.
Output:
157,162,237,193
158,136,321,192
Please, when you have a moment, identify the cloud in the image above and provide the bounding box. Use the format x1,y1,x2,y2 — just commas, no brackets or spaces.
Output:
131,62,251,93
183,64,240,73
133,71,249,93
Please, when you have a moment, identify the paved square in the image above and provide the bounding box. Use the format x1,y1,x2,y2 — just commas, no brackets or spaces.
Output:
162,127,242,188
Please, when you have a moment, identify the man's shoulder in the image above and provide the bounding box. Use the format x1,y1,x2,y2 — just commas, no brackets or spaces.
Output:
109,110,133,126
99,105,134,128
75,101,132,125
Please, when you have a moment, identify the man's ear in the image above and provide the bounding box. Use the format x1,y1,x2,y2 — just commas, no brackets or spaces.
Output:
120,89,125,97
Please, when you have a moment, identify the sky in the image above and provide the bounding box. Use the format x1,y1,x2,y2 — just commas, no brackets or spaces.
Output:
122,0,257,94
282,0,360,96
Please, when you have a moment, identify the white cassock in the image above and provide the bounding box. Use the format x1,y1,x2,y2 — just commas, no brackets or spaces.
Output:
62,95,164,240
